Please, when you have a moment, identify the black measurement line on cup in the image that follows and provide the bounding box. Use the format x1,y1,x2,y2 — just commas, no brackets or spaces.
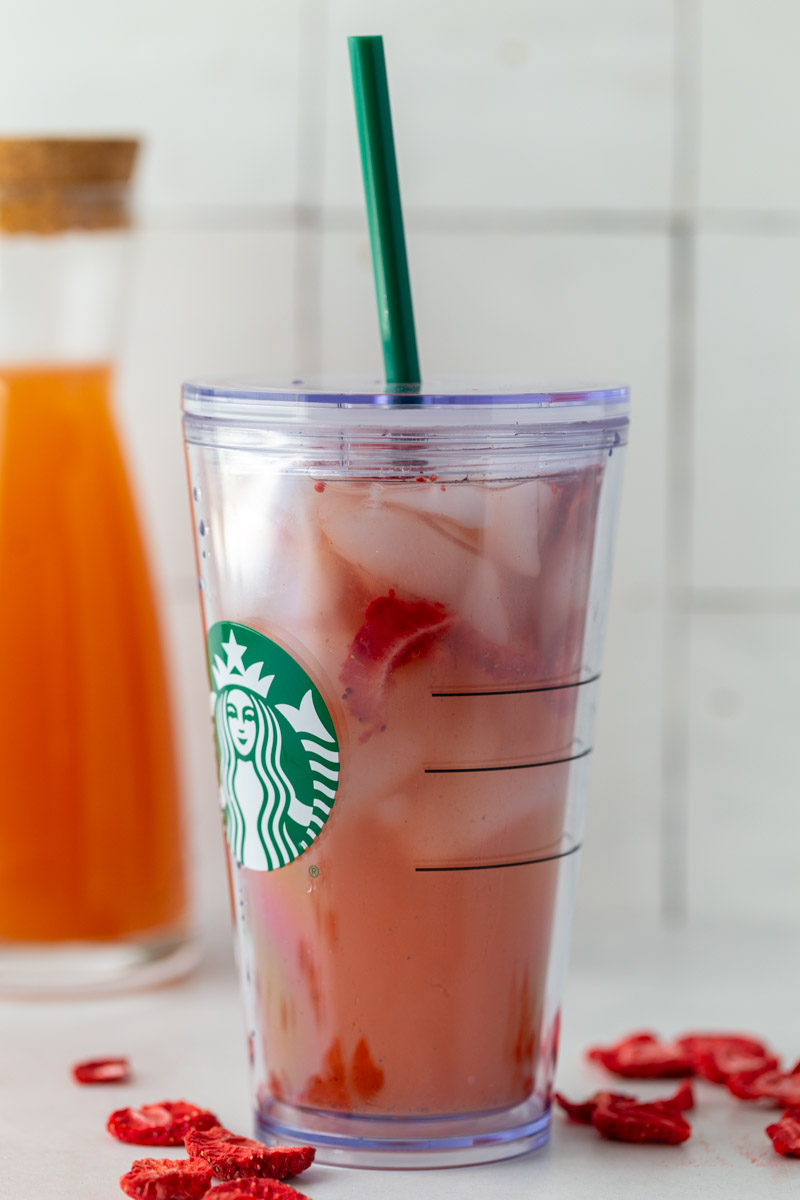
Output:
424,746,593,774
431,673,600,699
415,842,583,873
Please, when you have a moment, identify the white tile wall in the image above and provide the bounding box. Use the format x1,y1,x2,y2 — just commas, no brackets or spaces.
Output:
687,614,800,924
693,233,800,590
321,0,674,212
0,0,302,211
699,0,800,212
7,0,800,936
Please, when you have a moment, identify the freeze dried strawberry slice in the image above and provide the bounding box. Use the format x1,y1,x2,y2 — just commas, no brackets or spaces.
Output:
119,1156,212,1200
696,1047,779,1085
556,1080,693,1125
587,1032,693,1079
555,1090,636,1123
676,1033,777,1083
341,590,455,726
766,1108,800,1157
728,1062,800,1106
677,1032,770,1061
657,1081,695,1113
591,1097,692,1145
108,1100,220,1146
185,1125,315,1181
209,1182,311,1200
73,1057,130,1084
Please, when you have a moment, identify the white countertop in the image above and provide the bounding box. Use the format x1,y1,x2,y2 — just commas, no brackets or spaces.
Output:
3,922,798,1199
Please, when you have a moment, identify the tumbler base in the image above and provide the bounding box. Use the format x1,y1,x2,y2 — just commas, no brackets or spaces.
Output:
255,1097,550,1169
0,932,199,997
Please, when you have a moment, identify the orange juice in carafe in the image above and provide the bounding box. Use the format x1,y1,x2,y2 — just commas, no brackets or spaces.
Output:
0,364,186,942
0,139,191,990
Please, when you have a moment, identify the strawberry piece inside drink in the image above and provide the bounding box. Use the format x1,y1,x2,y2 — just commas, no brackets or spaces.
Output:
107,1100,220,1146
341,590,455,730
72,1057,130,1084
119,1157,212,1200
185,1125,315,1182
586,1032,694,1079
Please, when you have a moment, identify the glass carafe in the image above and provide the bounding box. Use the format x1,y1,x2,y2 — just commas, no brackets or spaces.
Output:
0,138,194,993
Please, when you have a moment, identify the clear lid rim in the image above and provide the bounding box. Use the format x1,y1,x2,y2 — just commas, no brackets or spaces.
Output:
182,376,630,410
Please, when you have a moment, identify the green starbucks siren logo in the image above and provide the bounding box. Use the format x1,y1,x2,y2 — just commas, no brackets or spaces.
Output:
207,621,340,871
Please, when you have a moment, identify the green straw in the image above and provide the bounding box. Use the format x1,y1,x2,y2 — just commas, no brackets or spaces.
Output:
348,35,420,386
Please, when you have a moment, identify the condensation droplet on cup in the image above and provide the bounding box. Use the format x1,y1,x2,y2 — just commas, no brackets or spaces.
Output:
199,519,207,536
193,486,201,502
198,578,205,591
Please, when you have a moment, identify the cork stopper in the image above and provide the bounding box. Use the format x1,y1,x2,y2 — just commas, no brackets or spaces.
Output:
0,138,139,234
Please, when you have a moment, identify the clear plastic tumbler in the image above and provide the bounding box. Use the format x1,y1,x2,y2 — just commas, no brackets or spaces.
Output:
182,378,629,1167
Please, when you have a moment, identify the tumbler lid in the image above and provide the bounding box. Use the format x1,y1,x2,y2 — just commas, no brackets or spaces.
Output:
183,377,629,463
183,376,629,416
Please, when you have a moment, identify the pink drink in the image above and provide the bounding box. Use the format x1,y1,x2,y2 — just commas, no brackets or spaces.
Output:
184,381,628,1166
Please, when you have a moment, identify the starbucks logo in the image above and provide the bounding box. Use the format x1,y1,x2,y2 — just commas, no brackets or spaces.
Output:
207,621,340,871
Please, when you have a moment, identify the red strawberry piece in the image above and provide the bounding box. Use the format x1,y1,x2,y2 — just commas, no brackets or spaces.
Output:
586,1032,693,1079
695,1048,779,1084
556,1080,693,1125
73,1057,130,1084
656,1081,695,1113
728,1063,800,1107
676,1033,769,1061
351,1037,385,1100
555,1091,635,1124
766,1108,800,1157
119,1157,212,1200
676,1033,777,1083
299,1037,350,1112
591,1096,692,1145
185,1126,315,1182
341,590,455,728
209,1182,311,1200
108,1100,220,1146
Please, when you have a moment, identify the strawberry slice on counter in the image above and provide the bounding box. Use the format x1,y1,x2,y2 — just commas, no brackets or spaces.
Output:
204,1181,311,1200
676,1033,778,1083
72,1057,130,1084
727,1061,800,1106
107,1100,220,1146
185,1125,315,1182
766,1108,800,1157
119,1157,213,1199
586,1031,694,1079
591,1096,692,1145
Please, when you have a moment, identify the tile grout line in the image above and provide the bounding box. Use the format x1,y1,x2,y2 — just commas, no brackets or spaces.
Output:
660,0,702,927
661,231,693,927
139,205,800,237
291,0,329,374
